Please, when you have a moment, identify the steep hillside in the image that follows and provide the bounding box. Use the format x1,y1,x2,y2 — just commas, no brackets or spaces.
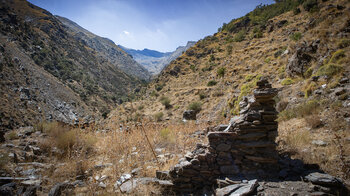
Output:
106,0,350,183
0,0,144,131
56,16,151,81
120,41,196,75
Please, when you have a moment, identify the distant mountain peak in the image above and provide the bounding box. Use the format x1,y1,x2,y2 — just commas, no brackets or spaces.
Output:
120,41,196,75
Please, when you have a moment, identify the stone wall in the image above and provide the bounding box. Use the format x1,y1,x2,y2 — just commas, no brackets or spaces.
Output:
168,78,279,193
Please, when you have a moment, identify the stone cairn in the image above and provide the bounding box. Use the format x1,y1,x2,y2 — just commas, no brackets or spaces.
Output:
167,78,279,193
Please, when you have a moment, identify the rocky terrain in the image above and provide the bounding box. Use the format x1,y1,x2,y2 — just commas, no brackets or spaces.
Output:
0,0,349,195
0,0,145,131
120,41,196,75
106,0,350,192
56,16,151,81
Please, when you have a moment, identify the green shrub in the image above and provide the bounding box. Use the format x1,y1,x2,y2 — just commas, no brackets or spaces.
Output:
199,92,207,100
264,57,271,63
252,26,263,38
316,63,342,77
290,32,302,41
217,67,226,78
226,45,233,55
207,80,217,86
154,112,164,122
281,78,294,85
293,7,301,15
278,99,320,121
138,105,144,110
190,64,196,72
150,90,159,97
159,96,171,109
188,102,202,113
209,54,215,62
245,74,255,82
303,0,318,12
234,30,246,42
155,84,164,91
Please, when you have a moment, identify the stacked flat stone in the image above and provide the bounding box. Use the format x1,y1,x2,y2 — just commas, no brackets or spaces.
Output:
167,78,279,193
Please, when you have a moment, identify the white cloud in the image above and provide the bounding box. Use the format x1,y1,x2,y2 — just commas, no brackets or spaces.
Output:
123,30,130,35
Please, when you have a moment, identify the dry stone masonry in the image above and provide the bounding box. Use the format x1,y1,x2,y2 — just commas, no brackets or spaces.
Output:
168,78,279,193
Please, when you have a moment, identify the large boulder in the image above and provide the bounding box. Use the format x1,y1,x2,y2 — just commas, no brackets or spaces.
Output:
286,48,312,77
183,110,197,120
286,40,320,77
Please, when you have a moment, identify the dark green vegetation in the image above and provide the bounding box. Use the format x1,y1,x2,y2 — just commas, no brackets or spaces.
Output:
219,0,318,33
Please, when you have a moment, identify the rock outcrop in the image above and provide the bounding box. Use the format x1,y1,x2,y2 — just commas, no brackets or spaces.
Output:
286,40,320,77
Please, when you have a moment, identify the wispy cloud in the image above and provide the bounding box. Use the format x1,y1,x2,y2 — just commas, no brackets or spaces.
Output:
29,0,274,52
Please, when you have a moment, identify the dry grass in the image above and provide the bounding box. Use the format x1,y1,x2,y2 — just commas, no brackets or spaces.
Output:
278,118,350,184
35,121,207,195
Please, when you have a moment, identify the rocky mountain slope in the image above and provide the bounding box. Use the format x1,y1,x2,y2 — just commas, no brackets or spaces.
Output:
106,0,350,186
120,41,196,75
0,0,144,131
56,16,151,81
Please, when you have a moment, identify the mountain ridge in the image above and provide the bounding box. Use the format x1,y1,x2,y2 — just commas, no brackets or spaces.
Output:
56,15,151,81
119,41,196,75
0,0,145,130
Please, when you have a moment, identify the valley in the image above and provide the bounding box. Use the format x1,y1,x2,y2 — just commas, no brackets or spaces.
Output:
0,0,349,195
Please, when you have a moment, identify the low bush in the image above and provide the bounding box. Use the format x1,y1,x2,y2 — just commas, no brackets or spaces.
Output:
303,0,318,12
199,92,207,100
290,32,302,41
234,30,246,42
217,67,225,78
281,78,294,85
278,99,320,121
207,80,217,86
154,112,164,122
316,63,342,78
188,102,202,113
159,96,171,109
226,45,233,55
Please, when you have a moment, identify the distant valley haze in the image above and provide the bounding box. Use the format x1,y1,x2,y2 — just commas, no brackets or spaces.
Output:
28,0,274,52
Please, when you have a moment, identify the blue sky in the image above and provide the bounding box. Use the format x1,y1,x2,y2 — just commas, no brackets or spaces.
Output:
28,0,274,52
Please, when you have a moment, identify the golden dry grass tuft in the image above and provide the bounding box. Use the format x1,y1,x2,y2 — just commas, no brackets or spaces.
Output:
35,121,208,195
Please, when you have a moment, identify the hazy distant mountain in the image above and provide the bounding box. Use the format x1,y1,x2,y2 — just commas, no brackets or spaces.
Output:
56,16,151,81
119,41,196,75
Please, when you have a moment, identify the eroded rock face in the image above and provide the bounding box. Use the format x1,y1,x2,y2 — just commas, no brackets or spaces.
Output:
286,40,320,77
